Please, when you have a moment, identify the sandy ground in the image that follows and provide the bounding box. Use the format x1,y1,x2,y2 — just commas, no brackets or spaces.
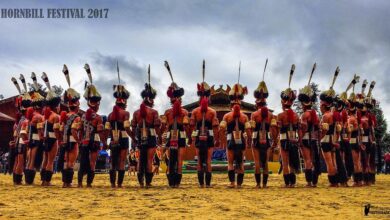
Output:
0,173,389,220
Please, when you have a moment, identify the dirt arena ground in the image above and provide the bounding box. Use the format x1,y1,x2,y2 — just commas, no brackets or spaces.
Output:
0,173,389,219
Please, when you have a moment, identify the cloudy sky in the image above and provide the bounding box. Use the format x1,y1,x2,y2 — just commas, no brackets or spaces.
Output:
1,0,389,124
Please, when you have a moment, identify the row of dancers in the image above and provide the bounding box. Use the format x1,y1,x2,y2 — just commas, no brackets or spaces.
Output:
8,60,377,188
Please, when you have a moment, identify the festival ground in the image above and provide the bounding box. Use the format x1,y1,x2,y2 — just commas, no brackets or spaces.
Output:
0,174,389,219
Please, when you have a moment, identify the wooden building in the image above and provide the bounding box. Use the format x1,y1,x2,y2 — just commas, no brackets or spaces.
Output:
0,96,84,153
0,97,17,153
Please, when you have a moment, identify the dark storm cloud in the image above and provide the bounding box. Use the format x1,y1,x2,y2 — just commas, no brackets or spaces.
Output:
83,52,169,114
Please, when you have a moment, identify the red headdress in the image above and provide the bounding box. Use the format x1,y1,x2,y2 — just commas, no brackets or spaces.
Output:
287,108,294,124
140,103,147,119
261,106,268,121
44,107,52,120
172,99,182,117
311,109,319,125
200,97,209,113
26,107,34,121
60,111,68,123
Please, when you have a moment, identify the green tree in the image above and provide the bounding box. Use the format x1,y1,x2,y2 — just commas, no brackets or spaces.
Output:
28,83,63,97
372,103,387,142
293,82,321,116
372,103,389,153
382,133,390,154
52,85,64,96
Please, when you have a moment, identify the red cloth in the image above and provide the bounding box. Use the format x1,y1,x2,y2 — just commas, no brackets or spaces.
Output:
385,153,390,163
233,104,240,118
200,97,208,113
140,103,147,119
261,107,268,121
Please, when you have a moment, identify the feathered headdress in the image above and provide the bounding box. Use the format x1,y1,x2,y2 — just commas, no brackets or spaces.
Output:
83,63,102,104
12,76,30,110
335,74,359,110
338,74,360,103
140,64,157,99
41,72,61,107
11,77,22,95
197,60,211,97
254,58,269,100
346,74,360,104
298,63,317,106
62,65,80,106
19,74,28,93
344,74,361,111
280,64,297,102
17,74,32,109
320,66,340,106
30,72,45,107
165,61,184,98
364,81,376,108
355,79,367,108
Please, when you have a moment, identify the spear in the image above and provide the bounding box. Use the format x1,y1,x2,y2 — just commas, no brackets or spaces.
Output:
237,61,241,84
308,63,316,85
148,64,151,85
117,60,121,85
62,65,70,87
288,64,295,88
202,59,205,83
262,58,268,81
84,63,92,84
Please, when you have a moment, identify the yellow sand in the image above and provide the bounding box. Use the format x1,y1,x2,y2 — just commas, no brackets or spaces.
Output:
0,173,389,219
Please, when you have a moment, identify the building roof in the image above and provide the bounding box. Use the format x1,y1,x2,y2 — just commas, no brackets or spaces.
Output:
183,85,256,112
0,112,15,122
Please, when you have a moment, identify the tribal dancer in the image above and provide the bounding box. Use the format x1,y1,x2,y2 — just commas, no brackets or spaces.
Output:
334,75,360,184
332,94,349,187
40,72,61,186
161,61,190,188
346,76,363,186
356,80,375,185
10,75,32,185
277,65,300,187
61,65,81,188
78,64,104,188
364,81,377,184
131,65,161,188
297,63,321,187
319,67,341,187
220,62,250,188
249,59,278,188
106,62,131,188
189,60,219,188
24,73,45,185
